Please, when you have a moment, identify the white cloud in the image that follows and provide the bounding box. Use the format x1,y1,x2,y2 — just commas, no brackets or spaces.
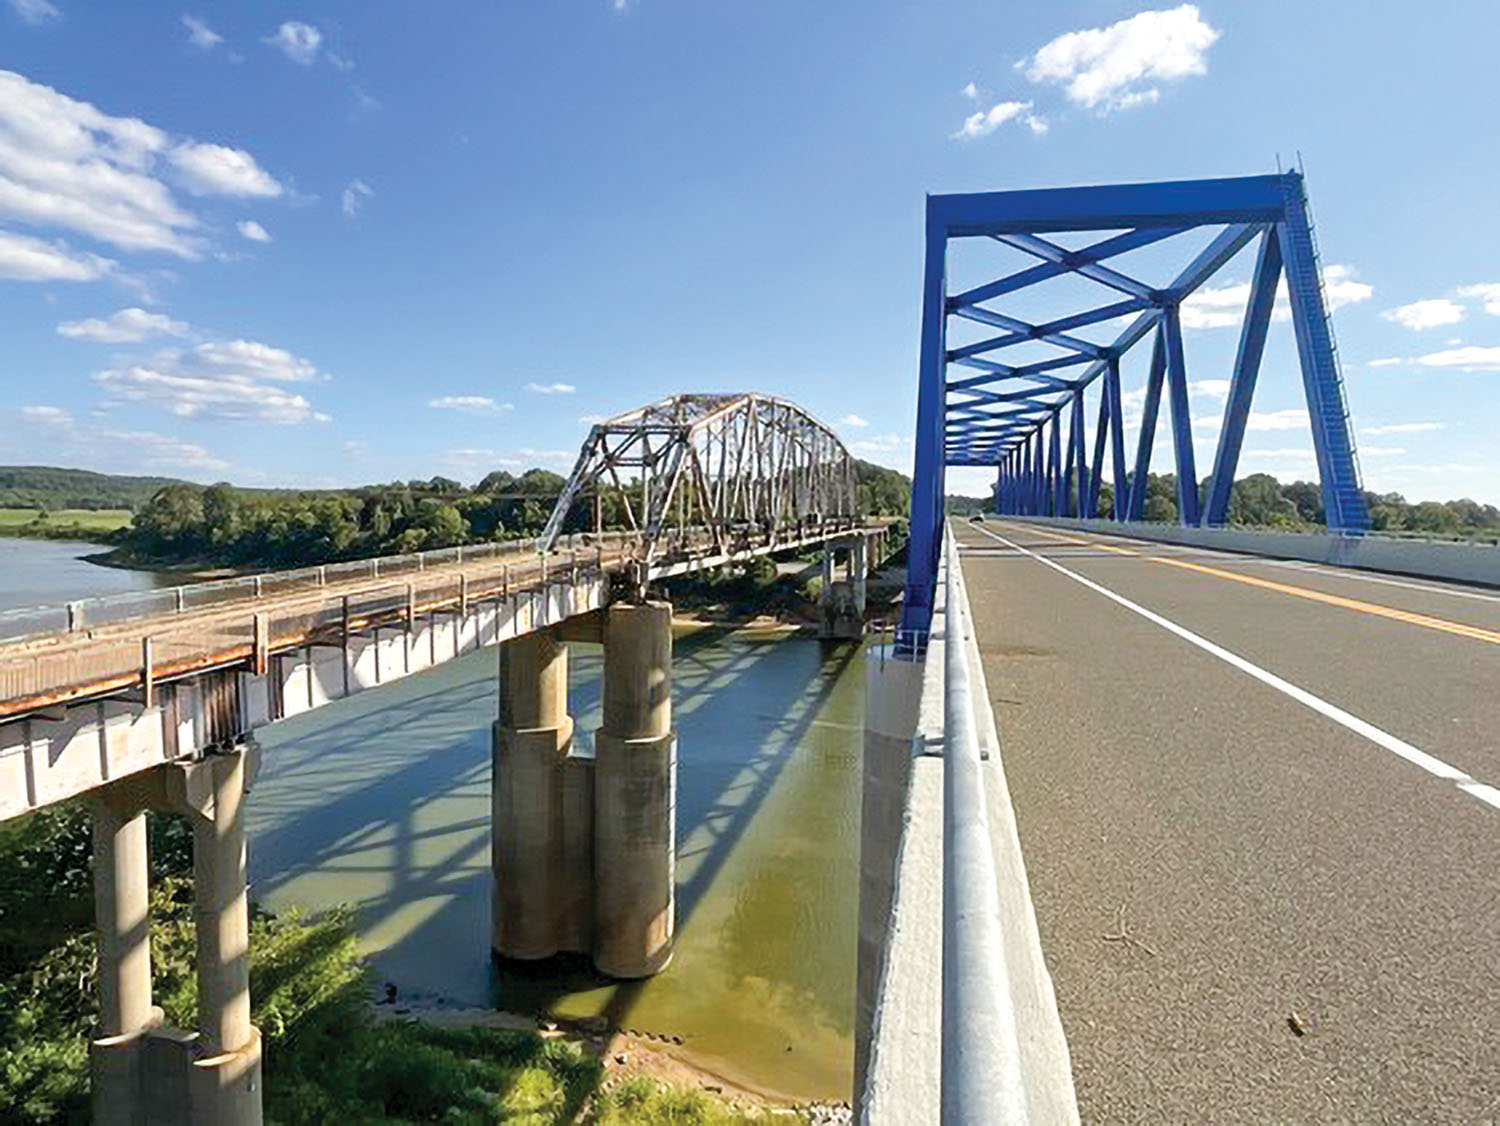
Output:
952,100,1033,140
1188,378,1230,400
1241,447,1315,460
94,338,328,424
840,413,870,428
58,306,188,343
1415,345,1500,372
524,381,575,395
182,14,222,49
328,51,354,73
1023,4,1220,112
579,414,607,425
1359,446,1406,456
91,428,230,472
237,219,270,242
341,178,373,218
1366,357,1404,368
0,229,113,280
1246,408,1309,432
264,21,321,65
428,395,513,413
1363,422,1445,435
1181,264,1372,329
9,0,59,25
169,141,282,198
19,404,70,426
0,70,281,257
1381,298,1463,331
1457,283,1500,316
962,82,979,100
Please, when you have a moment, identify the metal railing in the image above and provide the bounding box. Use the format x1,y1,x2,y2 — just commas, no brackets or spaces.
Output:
939,526,1026,1123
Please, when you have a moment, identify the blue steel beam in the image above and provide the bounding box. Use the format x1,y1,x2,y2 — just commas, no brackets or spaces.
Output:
951,295,1152,336
1276,179,1370,531
1126,326,1167,520
931,175,1290,236
1087,381,1110,517
1062,400,1079,515
1161,303,1201,525
947,226,1187,309
1105,357,1127,520
993,232,1157,301
1049,413,1063,515
1071,389,1088,518
901,212,948,634
1204,228,1282,525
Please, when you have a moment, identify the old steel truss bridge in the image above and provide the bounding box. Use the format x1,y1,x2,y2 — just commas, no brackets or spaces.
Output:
540,392,858,561
903,171,1371,632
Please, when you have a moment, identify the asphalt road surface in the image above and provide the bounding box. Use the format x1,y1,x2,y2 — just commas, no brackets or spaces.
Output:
953,518,1500,1123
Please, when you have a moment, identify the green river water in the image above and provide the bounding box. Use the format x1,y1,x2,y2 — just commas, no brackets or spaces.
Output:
245,621,865,1102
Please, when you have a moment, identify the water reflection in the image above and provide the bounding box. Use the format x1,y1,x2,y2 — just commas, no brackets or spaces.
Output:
0,538,176,614
246,622,863,1101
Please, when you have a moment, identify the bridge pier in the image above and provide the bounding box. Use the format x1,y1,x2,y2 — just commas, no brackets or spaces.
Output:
490,601,676,978
820,536,869,639
87,745,263,1126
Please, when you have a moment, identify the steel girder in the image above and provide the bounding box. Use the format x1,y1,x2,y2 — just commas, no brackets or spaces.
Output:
903,171,1370,633
539,393,857,561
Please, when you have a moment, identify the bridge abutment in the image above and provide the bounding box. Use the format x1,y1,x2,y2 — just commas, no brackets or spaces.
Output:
489,601,675,978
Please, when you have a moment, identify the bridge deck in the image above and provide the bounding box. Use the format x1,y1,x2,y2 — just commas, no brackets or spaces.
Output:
956,518,1500,1121
0,522,867,722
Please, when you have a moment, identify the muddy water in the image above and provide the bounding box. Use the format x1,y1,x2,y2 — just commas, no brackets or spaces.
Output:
0,537,174,614
245,622,864,1102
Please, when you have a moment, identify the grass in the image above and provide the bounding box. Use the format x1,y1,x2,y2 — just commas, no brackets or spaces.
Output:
0,508,132,532
0,804,802,1125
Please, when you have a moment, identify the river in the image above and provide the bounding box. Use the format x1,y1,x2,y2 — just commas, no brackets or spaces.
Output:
0,535,863,1102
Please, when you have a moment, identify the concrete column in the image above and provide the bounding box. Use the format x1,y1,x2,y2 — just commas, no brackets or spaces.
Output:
185,749,262,1125
853,536,868,617
89,790,159,1126
820,546,835,604
492,631,575,960
593,601,676,978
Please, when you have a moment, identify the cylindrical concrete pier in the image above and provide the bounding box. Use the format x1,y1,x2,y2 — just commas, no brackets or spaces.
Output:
593,601,676,979
492,631,574,960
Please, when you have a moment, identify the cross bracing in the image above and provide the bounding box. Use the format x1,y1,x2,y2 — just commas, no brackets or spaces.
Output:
903,172,1370,633
540,393,857,560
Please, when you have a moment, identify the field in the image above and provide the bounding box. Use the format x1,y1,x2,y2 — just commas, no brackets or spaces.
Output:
0,508,132,532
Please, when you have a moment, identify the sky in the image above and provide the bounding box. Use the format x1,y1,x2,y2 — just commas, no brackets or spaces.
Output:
0,0,1497,505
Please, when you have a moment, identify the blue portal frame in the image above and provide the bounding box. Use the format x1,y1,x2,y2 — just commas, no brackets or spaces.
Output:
901,172,1369,633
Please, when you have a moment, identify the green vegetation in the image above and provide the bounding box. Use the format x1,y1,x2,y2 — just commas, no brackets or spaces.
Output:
0,804,796,1124
951,471,1500,542
0,507,133,543
0,467,185,512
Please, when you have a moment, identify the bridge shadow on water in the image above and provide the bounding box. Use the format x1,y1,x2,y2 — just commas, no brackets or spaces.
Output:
245,620,863,1099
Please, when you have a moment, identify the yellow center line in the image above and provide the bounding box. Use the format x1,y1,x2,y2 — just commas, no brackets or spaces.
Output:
1152,555,1500,646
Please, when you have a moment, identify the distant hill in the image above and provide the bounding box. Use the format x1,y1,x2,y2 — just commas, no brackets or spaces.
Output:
0,466,188,511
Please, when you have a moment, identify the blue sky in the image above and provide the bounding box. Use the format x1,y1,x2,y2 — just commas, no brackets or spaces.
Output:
1,0,1496,504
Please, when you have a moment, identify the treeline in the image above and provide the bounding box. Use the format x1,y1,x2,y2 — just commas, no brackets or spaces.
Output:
122,458,914,568
956,471,1500,541
0,466,183,511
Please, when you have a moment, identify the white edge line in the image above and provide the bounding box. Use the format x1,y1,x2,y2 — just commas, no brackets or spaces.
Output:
965,522,1499,814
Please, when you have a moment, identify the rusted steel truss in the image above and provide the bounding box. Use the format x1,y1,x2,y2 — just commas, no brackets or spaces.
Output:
540,394,857,560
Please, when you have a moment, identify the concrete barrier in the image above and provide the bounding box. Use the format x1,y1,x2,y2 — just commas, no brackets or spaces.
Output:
1009,517,1500,588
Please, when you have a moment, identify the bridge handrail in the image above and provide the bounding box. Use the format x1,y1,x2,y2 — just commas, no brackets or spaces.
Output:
939,523,1028,1123
0,531,640,645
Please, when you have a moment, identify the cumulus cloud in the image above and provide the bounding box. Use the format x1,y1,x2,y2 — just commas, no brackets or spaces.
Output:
0,229,113,281
1381,298,1463,331
1366,357,1404,368
962,82,979,100
9,0,59,25
0,70,281,257
170,142,282,198
1414,345,1500,372
952,100,1035,140
1246,408,1309,432
1180,264,1372,329
524,381,575,395
58,306,188,343
19,404,71,426
94,338,329,424
341,178,373,218
1457,283,1500,316
264,21,321,65
428,395,513,413
182,14,222,49
1023,4,1220,112
237,219,270,242
839,413,870,428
